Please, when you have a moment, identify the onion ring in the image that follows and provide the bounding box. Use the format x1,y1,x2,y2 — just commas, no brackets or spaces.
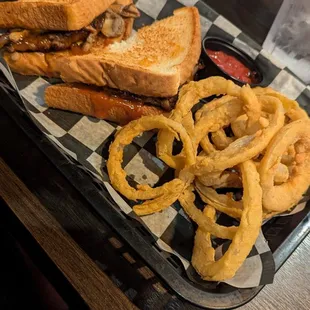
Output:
107,115,195,214
156,77,240,169
195,180,243,219
192,95,285,176
178,185,237,240
259,119,310,212
191,160,262,281
211,129,235,150
253,87,308,121
197,170,242,189
106,76,310,284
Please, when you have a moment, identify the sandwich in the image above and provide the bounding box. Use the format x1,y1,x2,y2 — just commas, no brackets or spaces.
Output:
0,0,140,76
2,5,201,125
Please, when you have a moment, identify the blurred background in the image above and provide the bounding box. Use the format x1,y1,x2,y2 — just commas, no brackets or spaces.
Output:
205,0,310,84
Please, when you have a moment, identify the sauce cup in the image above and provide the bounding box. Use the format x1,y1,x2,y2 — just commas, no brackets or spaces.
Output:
198,37,263,87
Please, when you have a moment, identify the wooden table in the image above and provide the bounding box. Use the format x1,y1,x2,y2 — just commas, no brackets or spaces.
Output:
0,91,309,310
0,157,136,310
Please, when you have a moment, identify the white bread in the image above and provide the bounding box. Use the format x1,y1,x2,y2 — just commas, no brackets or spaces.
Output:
56,7,201,97
0,0,115,30
6,7,201,97
45,83,164,124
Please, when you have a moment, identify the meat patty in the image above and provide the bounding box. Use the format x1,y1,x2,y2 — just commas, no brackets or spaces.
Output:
104,87,178,111
0,3,140,53
5,30,90,53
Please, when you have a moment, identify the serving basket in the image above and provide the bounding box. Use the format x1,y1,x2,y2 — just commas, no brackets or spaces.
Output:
0,0,309,308
0,69,309,310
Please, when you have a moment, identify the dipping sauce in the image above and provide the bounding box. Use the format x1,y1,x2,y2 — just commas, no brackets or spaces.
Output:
206,49,256,84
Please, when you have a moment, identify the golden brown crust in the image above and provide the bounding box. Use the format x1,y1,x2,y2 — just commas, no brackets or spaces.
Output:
0,0,115,30
45,84,94,115
4,52,58,77
45,83,164,124
5,46,180,97
56,7,201,97
58,59,181,97
176,7,201,85
3,51,67,77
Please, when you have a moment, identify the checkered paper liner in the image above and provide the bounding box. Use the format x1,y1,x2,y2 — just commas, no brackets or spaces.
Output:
1,0,309,289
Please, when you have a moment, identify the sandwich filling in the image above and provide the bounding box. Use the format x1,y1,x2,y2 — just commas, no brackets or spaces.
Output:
102,87,178,112
45,83,179,125
0,3,139,54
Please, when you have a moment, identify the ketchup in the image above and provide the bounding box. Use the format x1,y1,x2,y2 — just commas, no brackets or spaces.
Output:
206,49,256,84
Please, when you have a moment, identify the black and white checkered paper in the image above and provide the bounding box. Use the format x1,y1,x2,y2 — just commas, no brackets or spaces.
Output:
1,0,310,288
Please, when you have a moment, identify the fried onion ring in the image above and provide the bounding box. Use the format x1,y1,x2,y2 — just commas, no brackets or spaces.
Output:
191,160,262,281
253,87,308,121
195,180,243,219
192,95,285,175
106,76,310,284
107,115,195,215
156,77,240,169
259,119,310,212
197,170,242,189
178,186,237,240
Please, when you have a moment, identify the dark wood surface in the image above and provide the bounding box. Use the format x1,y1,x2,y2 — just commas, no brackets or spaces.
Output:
204,0,283,45
0,94,145,309
0,157,136,310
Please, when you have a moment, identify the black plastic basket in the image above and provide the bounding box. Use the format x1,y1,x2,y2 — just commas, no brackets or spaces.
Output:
0,71,309,309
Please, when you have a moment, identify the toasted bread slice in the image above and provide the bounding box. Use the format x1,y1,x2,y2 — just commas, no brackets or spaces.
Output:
5,7,201,97
56,7,201,97
45,83,164,125
0,0,115,31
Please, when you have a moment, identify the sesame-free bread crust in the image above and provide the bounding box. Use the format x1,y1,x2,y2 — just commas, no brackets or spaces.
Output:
0,0,115,30
56,7,201,97
5,7,201,98
45,83,164,124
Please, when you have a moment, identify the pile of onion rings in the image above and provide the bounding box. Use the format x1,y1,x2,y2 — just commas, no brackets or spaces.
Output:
107,76,310,282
